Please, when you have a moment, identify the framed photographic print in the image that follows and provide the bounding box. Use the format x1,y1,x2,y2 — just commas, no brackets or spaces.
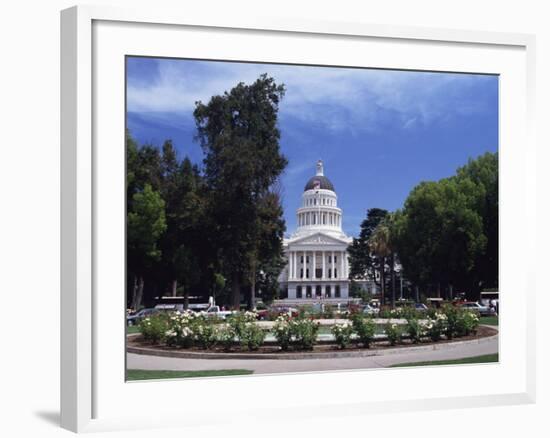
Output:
61,5,536,433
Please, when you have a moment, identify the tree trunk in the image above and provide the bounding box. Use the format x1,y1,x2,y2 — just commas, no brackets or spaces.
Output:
171,279,178,297
183,286,189,310
131,275,138,310
380,256,385,306
250,273,256,310
134,276,144,310
415,285,420,303
390,253,396,308
249,258,256,310
232,272,241,310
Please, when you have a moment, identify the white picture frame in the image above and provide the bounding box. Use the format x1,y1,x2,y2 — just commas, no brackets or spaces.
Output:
61,4,536,433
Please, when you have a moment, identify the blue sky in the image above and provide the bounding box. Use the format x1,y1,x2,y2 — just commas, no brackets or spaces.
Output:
126,57,498,237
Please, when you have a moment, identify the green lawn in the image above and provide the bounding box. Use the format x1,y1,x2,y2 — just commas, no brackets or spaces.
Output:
126,369,254,381
390,353,498,368
480,316,499,326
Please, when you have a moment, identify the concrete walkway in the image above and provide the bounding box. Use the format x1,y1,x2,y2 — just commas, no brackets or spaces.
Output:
127,333,498,374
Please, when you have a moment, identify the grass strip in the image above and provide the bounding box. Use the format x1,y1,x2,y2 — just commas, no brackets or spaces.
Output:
127,369,254,381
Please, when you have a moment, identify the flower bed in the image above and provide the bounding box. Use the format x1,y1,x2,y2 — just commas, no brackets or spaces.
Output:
135,305,485,353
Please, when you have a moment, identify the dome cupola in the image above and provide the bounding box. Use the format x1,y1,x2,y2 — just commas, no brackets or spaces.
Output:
304,160,335,192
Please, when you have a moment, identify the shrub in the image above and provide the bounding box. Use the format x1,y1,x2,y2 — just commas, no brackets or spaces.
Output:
164,310,201,348
227,311,257,338
291,318,319,350
441,305,459,339
424,314,447,342
331,322,354,349
273,315,293,350
455,310,480,337
239,323,266,351
194,320,219,349
384,322,402,346
323,305,335,319
406,318,425,343
397,306,422,320
218,325,236,351
351,313,376,348
226,311,265,351
140,314,170,344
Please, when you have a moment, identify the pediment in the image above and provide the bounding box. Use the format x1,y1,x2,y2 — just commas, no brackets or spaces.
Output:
289,232,349,246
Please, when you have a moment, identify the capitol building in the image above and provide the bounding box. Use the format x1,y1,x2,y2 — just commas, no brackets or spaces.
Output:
279,160,353,302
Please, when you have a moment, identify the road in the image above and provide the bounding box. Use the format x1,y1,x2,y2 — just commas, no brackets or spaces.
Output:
127,333,498,374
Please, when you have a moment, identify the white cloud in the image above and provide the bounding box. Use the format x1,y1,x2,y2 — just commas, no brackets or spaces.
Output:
127,59,496,133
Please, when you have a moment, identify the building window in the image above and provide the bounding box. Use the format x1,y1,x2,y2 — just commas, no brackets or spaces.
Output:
325,285,331,298
300,268,304,278
300,256,304,263
334,269,338,278
328,268,332,278
306,256,309,263
315,285,322,297
306,286,312,298
306,268,309,278
296,286,302,299
315,268,322,279
335,285,341,298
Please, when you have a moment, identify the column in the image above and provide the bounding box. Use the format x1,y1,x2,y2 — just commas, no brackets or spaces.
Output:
331,251,335,279
293,251,297,280
288,252,292,279
322,251,326,279
312,251,316,280
301,251,305,279
340,251,344,279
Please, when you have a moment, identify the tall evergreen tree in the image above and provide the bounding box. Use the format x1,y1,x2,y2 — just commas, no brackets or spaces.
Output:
194,74,288,308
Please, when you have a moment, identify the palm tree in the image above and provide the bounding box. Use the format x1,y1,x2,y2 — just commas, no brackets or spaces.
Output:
369,221,391,306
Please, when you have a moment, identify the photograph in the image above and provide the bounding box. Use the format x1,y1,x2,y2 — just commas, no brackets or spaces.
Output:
125,57,499,380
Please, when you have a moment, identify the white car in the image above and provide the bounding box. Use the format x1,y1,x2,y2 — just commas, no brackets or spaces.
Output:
204,305,235,320
362,304,380,316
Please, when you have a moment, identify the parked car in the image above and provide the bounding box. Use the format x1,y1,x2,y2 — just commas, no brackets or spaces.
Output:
127,308,159,326
362,304,380,316
414,303,429,312
204,305,235,320
268,305,299,319
460,302,496,316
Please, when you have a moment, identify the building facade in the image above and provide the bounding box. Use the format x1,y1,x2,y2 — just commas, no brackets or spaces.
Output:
279,160,353,301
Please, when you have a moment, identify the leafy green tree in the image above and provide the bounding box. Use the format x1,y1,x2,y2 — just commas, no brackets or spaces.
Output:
127,183,167,309
194,74,288,308
456,152,498,290
158,143,205,306
393,154,495,300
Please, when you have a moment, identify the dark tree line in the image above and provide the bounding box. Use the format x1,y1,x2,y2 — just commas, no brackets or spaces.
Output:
349,152,498,304
127,75,288,310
